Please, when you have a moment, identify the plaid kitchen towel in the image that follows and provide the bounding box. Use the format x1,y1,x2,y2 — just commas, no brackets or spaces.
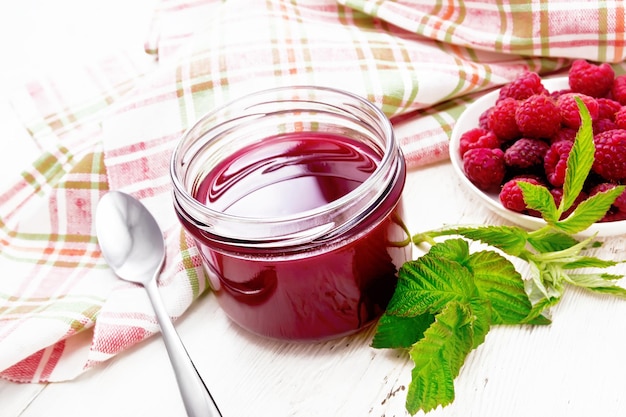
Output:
1,0,625,383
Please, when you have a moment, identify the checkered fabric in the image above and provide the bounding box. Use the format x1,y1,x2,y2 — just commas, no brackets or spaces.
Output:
1,0,625,382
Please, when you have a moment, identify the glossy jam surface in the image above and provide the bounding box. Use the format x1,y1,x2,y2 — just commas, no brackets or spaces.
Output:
183,132,410,341
196,132,379,217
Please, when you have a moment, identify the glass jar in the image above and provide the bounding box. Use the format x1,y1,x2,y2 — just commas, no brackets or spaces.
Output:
170,86,411,341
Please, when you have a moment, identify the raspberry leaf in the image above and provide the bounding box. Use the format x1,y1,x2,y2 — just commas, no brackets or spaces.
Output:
585,285,626,297
385,251,475,317
517,181,559,223
518,96,622,234
406,302,479,414
526,230,580,252
565,273,626,297
371,313,435,349
561,256,620,269
467,250,535,324
467,298,492,348
525,295,561,322
555,185,625,234
413,225,528,256
373,238,542,414
561,97,595,213
426,234,471,260
377,83,626,417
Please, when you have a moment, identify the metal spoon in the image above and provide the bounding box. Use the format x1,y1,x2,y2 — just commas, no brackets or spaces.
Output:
95,190,222,417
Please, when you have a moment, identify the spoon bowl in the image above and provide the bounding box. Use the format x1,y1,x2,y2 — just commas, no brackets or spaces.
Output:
96,190,222,417
96,191,165,283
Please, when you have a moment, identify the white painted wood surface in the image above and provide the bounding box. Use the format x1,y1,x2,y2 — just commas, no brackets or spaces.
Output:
2,2,626,416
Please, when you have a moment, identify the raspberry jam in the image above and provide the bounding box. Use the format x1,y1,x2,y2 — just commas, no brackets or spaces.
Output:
171,86,410,341
197,133,377,217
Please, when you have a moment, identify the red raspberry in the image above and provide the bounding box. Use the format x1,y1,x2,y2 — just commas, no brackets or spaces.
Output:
599,209,626,222
463,148,506,191
597,98,622,121
556,93,599,129
592,129,626,181
478,108,491,129
568,59,615,98
459,127,500,157
594,118,619,134
549,127,577,143
611,75,626,105
614,107,626,129
499,176,545,215
610,186,626,212
544,140,574,187
550,188,589,219
515,94,561,138
504,138,550,170
589,182,626,212
498,71,548,102
549,89,572,101
488,98,521,141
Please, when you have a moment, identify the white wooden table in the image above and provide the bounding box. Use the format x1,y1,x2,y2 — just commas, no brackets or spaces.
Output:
2,2,626,416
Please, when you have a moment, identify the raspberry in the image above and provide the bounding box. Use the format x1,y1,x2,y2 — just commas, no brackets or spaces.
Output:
504,138,550,170
610,186,626,213
488,97,521,141
549,89,572,101
568,59,615,98
556,93,599,129
515,94,561,138
599,209,626,222
614,107,626,129
544,140,574,187
499,176,544,215
478,108,491,129
458,127,500,157
498,71,548,102
589,182,626,212
549,127,577,143
611,75,626,105
597,98,622,120
592,129,626,181
594,118,619,134
462,148,506,191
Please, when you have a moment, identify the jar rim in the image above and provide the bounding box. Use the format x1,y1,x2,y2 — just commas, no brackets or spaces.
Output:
170,85,403,247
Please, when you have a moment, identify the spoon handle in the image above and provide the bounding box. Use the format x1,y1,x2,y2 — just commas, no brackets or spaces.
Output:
144,278,223,417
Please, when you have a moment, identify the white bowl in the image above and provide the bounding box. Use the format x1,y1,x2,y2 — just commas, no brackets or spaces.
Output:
449,76,626,238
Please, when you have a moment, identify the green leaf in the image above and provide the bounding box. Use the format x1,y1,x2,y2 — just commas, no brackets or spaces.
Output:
385,241,476,317
527,230,581,253
525,296,559,323
406,302,476,414
584,285,626,298
566,272,626,298
567,272,626,288
386,99,626,414
372,313,435,349
518,181,559,224
416,226,529,257
561,97,595,212
518,98,593,225
468,297,492,348
427,237,471,262
466,250,534,324
555,186,625,234
562,256,620,269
